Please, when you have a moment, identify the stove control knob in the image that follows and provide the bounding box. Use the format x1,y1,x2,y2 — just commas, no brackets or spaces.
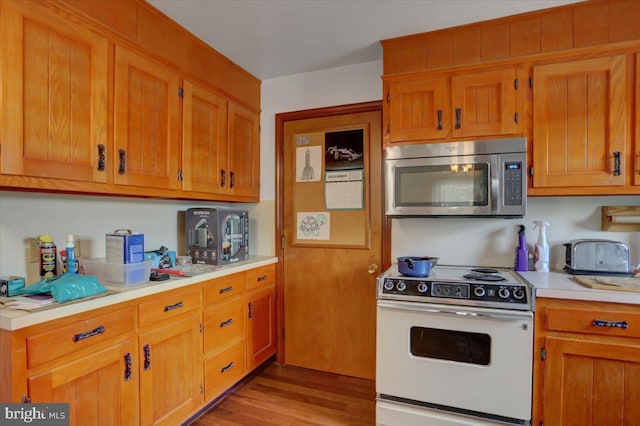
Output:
473,286,486,297
513,288,526,300
383,280,395,291
417,282,428,293
498,288,511,299
396,281,407,292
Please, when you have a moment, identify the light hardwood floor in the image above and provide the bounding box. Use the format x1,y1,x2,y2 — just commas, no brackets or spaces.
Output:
189,362,376,425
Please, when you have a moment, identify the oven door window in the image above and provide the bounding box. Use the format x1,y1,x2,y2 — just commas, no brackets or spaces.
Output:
410,327,491,365
395,163,489,207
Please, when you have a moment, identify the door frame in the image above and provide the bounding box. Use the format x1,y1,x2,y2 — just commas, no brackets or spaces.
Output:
274,100,390,363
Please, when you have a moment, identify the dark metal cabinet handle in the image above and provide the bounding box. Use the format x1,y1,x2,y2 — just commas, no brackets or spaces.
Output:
220,318,234,328
220,362,235,373
230,171,235,189
164,301,184,312
143,344,151,370
257,275,268,282
593,319,628,329
455,108,461,129
436,109,443,130
219,286,234,294
73,325,105,342
118,149,126,175
97,144,105,172
221,169,226,187
613,151,621,176
248,302,254,319
124,353,132,381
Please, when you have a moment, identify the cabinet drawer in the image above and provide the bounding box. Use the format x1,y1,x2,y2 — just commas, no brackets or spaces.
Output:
204,340,245,400
27,306,135,368
546,305,640,338
139,287,201,328
203,273,245,306
203,298,245,355
246,265,275,291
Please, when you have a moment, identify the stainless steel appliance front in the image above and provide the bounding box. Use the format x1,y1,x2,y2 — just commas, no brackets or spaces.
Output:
385,138,526,217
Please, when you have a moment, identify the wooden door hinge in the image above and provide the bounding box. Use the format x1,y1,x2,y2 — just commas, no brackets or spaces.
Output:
514,112,519,124
529,77,533,89
178,170,183,181
199,323,203,333
386,123,391,134
178,87,184,98
529,166,534,177
540,347,546,361
386,94,390,103
514,78,519,90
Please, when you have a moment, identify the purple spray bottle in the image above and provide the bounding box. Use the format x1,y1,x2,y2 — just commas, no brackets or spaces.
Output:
514,224,529,271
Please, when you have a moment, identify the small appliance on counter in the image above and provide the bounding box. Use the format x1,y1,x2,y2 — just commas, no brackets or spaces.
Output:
564,239,630,276
185,207,249,265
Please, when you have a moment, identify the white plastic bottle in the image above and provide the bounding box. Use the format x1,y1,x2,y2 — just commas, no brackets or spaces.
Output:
533,221,550,272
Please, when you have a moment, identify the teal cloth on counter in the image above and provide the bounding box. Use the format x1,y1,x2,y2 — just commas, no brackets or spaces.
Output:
17,274,107,302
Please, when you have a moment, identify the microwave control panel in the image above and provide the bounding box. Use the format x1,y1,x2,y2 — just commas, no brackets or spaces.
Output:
503,161,523,206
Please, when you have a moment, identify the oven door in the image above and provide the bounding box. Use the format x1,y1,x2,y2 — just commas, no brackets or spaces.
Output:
376,300,533,422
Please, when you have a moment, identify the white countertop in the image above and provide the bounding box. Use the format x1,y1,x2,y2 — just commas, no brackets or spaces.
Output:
518,270,640,306
0,256,278,331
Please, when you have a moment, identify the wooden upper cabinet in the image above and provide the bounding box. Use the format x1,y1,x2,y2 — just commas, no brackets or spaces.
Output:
227,102,260,198
114,46,181,190
532,54,627,188
635,53,640,186
182,80,228,194
0,1,108,182
387,75,450,142
451,67,521,138
385,66,521,144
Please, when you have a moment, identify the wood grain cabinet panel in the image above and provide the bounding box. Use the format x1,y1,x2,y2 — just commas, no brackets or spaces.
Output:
227,101,260,198
113,46,181,191
533,299,640,426
635,53,640,186
246,283,276,371
28,339,139,426
532,55,627,189
181,80,228,195
0,1,108,183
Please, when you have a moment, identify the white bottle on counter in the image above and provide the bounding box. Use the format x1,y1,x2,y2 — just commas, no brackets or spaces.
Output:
533,220,550,272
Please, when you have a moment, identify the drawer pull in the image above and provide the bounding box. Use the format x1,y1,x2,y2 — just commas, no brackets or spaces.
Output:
164,301,184,312
248,302,254,319
97,144,106,172
436,109,443,130
230,171,235,189
124,352,132,381
143,344,151,370
613,151,621,176
118,149,126,175
455,108,462,129
593,319,628,329
73,325,105,342
221,169,226,187
220,362,235,373
257,275,268,282
219,286,234,294
220,318,234,328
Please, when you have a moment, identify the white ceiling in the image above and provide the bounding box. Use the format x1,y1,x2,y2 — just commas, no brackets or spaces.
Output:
148,0,583,80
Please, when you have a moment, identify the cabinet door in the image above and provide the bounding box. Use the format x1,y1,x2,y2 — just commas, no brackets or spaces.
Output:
543,336,640,426
533,55,627,188
182,80,229,194
227,102,260,198
246,285,276,371
114,46,181,190
451,67,520,138
635,53,640,186
29,339,138,426
387,75,450,142
0,1,108,182
139,314,202,426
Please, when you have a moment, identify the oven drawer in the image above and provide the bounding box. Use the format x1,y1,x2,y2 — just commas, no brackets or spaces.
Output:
376,399,514,426
546,304,640,339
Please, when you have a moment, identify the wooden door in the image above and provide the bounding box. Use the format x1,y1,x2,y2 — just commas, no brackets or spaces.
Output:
542,336,640,426
29,340,138,426
139,314,202,426
387,75,450,142
182,80,228,194
452,67,520,138
227,101,260,198
246,284,276,371
282,109,381,380
0,1,108,182
114,46,181,190
532,55,627,188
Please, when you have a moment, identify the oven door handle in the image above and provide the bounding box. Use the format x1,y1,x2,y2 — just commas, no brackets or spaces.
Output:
377,300,532,321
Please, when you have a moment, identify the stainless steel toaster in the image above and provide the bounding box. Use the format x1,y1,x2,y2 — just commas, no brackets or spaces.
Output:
564,239,630,275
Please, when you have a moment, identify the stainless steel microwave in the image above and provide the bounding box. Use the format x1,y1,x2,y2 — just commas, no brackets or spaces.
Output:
385,138,527,218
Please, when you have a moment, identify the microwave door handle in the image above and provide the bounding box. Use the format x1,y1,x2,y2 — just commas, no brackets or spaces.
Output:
377,300,531,321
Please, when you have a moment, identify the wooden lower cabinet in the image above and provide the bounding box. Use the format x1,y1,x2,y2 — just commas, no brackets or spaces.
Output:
246,284,276,371
28,339,139,426
533,298,640,426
